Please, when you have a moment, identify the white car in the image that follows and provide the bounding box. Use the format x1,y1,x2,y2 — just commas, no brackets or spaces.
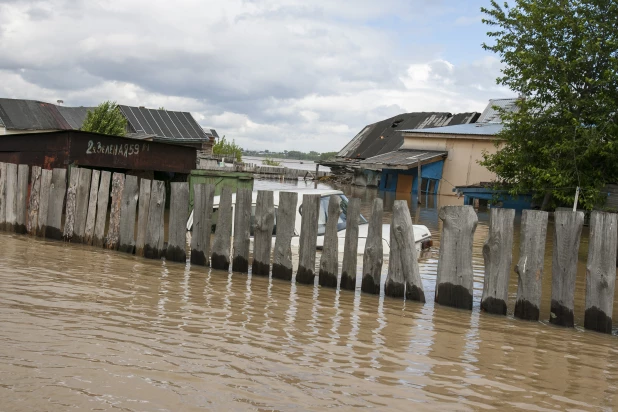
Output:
186,189,432,255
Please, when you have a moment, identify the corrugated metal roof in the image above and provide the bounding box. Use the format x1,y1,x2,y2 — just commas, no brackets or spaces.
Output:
56,106,95,129
360,149,448,170
0,98,72,131
402,122,504,136
118,105,208,141
336,111,479,160
477,98,519,123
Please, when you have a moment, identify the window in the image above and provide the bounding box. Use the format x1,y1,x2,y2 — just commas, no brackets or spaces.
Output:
316,194,368,235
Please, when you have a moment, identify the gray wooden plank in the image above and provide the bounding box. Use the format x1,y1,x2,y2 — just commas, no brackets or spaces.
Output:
63,167,79,241
144,180,166,259
166,182,189,262
252,190,275,276
118,175,139,254
340,197,360,290
0,162,6,232
37,169,52,238
211,186,233,270
231,187,251,272
93,171,111,247
272,192,298,281
296,194,320,284
26,166,42,235
15,164,29,234
73,168,92,243
135,178,151,257
361,198,383,295
83,170,100,245
105,172,125,250
4,163,17,233
319,195,340,288
46,168,67,240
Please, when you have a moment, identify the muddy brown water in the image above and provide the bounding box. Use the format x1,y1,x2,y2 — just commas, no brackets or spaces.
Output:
1,180,617,410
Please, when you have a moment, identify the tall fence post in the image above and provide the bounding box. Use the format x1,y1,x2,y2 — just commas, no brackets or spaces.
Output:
514,210,548,321
83,170,100,245
481,208,515,315
232,187,251,272
340,198,360,290
272,191,298,281
211,186,233,270
550,210,584,327
105,172,125,250
118,175,139,254
4,163,18,233
144,180,166,259
396,200,425,302
26,166,42,235
63,167,80,240
584,211,617,333
296,194,320,284
166,182,189,262
93,171,111,247
46,168,66,240
15,164,29,234
73,168,92,243
435,205,477,309
135,179,152,257
252,190,275,276
361,198,383,294
191,183,215,266
319,195,340,288
0,162,6,231
37,169,52,238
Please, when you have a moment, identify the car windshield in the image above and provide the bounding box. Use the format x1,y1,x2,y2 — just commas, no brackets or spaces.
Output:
317,194,367,235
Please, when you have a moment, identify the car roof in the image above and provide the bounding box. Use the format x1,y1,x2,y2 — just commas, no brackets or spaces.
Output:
212,188,344,206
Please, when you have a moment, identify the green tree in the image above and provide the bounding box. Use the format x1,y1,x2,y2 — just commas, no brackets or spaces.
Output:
480,0,618,210
213,136,243,162
319,151,338,162
81,101,127,137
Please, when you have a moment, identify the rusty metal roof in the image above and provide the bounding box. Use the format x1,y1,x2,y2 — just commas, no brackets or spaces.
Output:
0,98,72,131
336,111,479,160
360,149,448,170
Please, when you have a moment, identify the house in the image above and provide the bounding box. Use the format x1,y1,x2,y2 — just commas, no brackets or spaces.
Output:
360,98,520,198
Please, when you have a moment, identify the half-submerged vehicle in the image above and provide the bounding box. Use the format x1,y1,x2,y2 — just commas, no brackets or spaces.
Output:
186,189,432,255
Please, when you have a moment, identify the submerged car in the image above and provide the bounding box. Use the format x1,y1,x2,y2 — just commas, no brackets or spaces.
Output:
186,189,432,255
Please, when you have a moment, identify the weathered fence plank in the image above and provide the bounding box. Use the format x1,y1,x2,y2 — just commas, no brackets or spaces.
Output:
550,210,584,327
83,170,100,245
63,167,80,240
106,172,125,250
4,163,18,233
252,190,275,276
361,198,383,295
0,162,6,231
15,164,29,234
232,187,251,272
73,168,92,243
514,210,548,321
135,179,151,257
584,211,617,334
26,166,42,235
296,194,320,284
144,180,166,259
319,195,340,288
166,182,189,262
272,191,298,281
481,208,515,315
191,183,215,266
93,171,111,247
211,186,233,270
340,197,360,290
118,175,139,254
46,168,67,240
391,201,425,301
435,205,478,309
37,169,52,238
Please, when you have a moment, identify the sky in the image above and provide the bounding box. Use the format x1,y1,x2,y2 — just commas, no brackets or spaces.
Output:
0,0,514,152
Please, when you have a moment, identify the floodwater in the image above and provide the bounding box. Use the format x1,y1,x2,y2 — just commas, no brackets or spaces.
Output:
1,180,618,411
243,156,331,172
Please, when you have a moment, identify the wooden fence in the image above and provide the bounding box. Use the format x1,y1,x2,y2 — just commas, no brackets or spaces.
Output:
0,161,616,335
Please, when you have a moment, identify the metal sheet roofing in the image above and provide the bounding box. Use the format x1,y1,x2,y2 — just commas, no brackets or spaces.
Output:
477,98,519,123
402,122,504,136
360,149,448,170
336,111,479,160
0,98,72,131
119,105,208,141
56,106,95,129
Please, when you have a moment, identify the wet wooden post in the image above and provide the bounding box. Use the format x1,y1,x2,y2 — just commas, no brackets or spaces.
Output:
144,180,166,259
166,182,189,262
584,211,617,334
435,205,477,309
340,197,361,290
135,179,151,256
361,198,383,294
514,210,548,321
272,191,298,281
296,194,320,284
252,190,275,276
0,162,6,231
63,167,80,240
83,170,100,245
37,169,52,238
4,163,17,232
15,164,29,234
211,186,233,270
549,210,584,327
319,195,340,288
73,168,92,243
26,166,42,235
46,168,67,240
118,175,139,254
481,208,515,315
106,172,125,250
191,183,215,266
232,187,251,272
93,171,111,247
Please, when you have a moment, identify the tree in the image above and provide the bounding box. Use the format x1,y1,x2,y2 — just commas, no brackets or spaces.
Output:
319,151,338,162
480,0,618,210
81,101,127,137
213,136,243,162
